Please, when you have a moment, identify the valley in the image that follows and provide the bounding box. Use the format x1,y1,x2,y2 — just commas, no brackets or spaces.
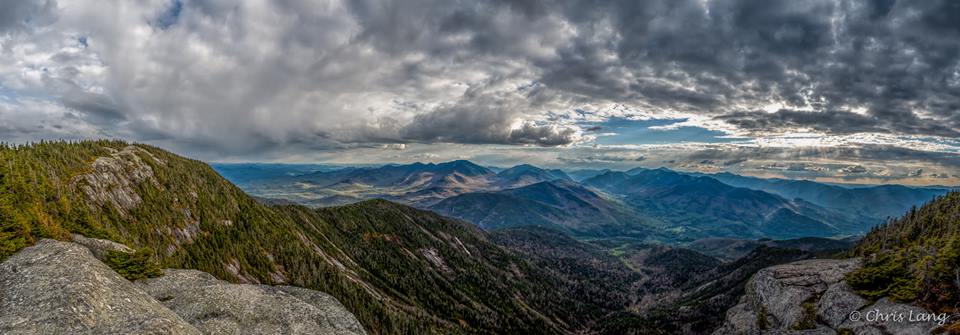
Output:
1,141,957,334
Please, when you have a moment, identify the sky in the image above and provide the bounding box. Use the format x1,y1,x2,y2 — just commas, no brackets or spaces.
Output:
0,0,959,185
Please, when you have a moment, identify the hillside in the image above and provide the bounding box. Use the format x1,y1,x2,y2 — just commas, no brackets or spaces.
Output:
488,227,644,313
848,191,960,316
431,180,658,239
687,236,856,261
489,227,827,335
705,172,950,220
583,169,871,240
495,164,571,187
297,160,499,207
0,140,645,334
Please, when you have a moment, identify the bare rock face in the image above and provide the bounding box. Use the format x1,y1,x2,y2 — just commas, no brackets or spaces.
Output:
713,258,943,335
0,239,201,335
135,269,367,335
74,145,163,215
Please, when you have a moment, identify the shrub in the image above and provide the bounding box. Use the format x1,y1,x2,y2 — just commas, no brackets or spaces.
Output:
103,248,164,280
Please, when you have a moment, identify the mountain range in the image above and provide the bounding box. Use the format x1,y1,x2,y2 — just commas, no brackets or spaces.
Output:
4,141,958,334
431,180,659,239
702,172,952,220
582,169,875,240
217,161,951,241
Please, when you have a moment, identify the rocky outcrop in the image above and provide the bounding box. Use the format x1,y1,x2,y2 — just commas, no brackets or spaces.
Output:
135,269,366,335
0,239,201,335
70,233,134,260
0,238,366,335
73,145,163,215
713,258,944,335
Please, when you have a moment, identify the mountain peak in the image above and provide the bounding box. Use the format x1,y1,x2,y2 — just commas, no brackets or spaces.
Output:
434,160,492,176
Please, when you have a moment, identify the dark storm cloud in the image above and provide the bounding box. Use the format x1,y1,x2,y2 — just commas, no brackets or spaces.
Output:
0,0,56,33
536,0,960,135
682,144,960,169
4,0,960,163
398,101,581,146
337,0,960,140
717,109,960,137
41,75,126,124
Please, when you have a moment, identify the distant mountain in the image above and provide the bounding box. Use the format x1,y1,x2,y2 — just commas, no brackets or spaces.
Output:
583,169,871,240
565,168,611,181
704,172,951,219
287,160,498,206
580,171,632,191
311,160,495,188
218,161,909,241
625,167,648,175
431,180,658,239
212,163,334,184
496,164,571,187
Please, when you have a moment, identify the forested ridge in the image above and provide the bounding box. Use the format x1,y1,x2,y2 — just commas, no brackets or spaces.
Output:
0,140,646,334
849,191,960,319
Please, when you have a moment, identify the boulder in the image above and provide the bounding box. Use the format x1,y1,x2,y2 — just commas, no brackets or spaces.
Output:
1,238,367,335
135,269,367,335
713,258,943,335
0,239,201,335
70,233,134,260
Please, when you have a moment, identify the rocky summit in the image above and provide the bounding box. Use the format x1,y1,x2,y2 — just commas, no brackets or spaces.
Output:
0,239,200,335
0,238,365,335
713,258,943,335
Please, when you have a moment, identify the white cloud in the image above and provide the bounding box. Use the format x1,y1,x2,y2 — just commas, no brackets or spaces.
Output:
0,0,957,187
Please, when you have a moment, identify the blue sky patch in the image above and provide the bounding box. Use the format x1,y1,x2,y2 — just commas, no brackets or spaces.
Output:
586,117,736,145
155,0,183,29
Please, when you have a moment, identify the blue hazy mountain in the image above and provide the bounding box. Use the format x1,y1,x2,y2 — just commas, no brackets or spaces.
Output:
564,168,612,181
217,160,945,241
583,169,872,239
703,172,951,219
212,163,338,184
496,164,572,187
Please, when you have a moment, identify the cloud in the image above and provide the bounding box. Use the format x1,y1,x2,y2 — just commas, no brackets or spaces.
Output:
0,0,56,34
841,165,868,174
717,109,960,137
396,94,584,146
0,0,958,174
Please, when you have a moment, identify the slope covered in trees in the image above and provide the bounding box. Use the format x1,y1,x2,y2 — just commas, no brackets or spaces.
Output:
849,191,960,315
0,140,648,334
